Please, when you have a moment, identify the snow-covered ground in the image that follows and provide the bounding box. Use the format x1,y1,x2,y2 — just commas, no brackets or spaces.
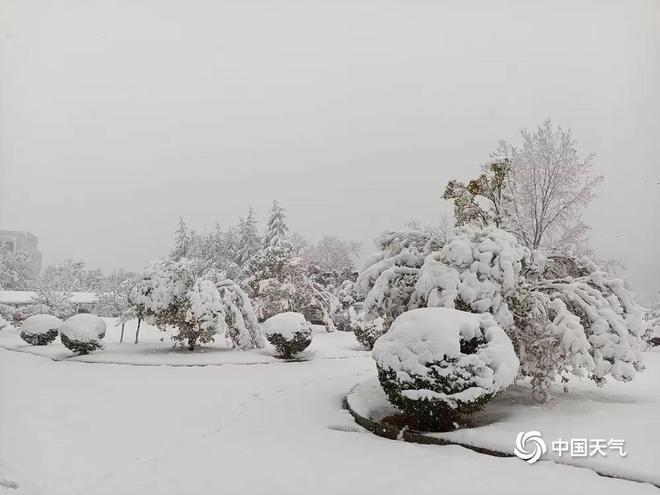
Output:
0,320,658,494
0,319,361,365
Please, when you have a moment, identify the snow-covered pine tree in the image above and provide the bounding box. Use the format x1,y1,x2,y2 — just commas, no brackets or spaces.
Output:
237,207,261,265
171,217,192,260
263,200,289,247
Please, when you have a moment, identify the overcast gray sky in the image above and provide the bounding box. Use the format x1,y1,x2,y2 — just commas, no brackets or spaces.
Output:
0,0,658,296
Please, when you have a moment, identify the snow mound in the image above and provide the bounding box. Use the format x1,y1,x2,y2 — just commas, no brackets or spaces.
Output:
373,307,519,408
60,314,107,342
262,312,311,339
20,314,62,335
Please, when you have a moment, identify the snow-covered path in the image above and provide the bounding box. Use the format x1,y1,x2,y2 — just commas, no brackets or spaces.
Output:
0,341,657,495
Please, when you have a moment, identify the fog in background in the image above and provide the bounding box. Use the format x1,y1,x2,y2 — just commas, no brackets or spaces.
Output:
1,0,658,296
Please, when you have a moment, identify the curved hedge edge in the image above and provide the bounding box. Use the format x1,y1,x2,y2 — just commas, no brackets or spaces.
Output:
342,391,660,490
0,343,69,362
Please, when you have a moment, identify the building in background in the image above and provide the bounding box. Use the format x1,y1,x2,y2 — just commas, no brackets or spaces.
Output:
0,230,42,276
0,291,98,314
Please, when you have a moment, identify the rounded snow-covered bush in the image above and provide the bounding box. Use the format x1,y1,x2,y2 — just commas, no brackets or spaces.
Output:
352,314,385,350
19,314,62,345
372,307,519,431
263,312,312,359
60,314,106,355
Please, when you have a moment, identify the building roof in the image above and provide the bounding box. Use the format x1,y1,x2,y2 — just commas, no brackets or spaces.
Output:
0,291,98,305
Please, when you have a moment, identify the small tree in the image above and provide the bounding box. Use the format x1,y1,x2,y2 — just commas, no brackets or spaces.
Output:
216,279,265,349
128,258,197,347
443,120,603,254
177,279,225,351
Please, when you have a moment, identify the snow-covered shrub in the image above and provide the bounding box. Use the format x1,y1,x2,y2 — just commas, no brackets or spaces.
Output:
60,314,106,355
355,228,444,334
352,315,385,350
263,312,312,359
372,308,519,431
331,280,359,332
516,258,647,401
19,314,62,345
359,225,648,402
0,304,16,324
410,225,530,329
0,315,7,331
217,279,265,350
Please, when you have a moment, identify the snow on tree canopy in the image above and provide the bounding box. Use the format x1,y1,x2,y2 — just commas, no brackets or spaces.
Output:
372,307,519,409
531,257,646,386
411,225,530,329
185,279,225,334
59,314,106,342
262,312,311,340
20,314,62,335
129,258,194,318
354,228,449,332
217,279,265,350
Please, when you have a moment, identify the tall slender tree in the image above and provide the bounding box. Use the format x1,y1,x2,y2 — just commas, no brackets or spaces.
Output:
171,217,192,260
263,200,289,247
443,120,603,254
237,206,261,264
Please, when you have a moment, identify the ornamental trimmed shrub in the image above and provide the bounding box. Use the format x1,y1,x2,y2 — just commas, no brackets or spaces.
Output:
352,314,385,350
372,307,519,431
19,314,62,346
263,312,312,359
60,314,106,355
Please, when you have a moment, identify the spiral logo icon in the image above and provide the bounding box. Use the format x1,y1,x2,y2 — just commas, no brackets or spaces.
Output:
514,431,547,464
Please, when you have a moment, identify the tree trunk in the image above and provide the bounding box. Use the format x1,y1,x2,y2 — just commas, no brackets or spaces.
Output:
188,336,197,351
134,317,142,344
120,323,125,343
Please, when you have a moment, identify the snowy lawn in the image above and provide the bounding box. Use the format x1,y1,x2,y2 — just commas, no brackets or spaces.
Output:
0,321,658,494
347,349,660,486
0,319,363,365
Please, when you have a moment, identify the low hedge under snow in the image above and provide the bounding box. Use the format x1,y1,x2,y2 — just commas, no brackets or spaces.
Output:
19,314,62,346
263,312,312,359
372,307,519,431
59,314,106,355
